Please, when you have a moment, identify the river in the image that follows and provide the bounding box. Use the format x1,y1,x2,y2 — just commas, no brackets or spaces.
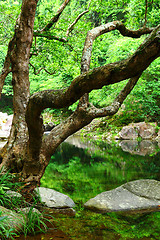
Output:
19,135,160,239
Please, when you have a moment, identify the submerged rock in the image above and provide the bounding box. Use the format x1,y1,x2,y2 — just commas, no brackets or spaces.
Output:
84,179,160,213
35,187,76,208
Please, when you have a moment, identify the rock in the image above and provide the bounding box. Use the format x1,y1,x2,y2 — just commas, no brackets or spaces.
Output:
119,125,138,140
19,207,41,215
84,179,160,213
123,179,160,200
118,122,157,140
35,187,76,208
6,190,22,198
0,206,25,232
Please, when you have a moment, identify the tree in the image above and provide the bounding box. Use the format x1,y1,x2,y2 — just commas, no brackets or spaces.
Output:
0,0,160,187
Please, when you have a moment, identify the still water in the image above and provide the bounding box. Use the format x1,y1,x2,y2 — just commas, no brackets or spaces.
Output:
21,136,160,239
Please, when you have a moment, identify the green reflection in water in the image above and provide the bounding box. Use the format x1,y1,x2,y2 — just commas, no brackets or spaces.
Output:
41,139,160,240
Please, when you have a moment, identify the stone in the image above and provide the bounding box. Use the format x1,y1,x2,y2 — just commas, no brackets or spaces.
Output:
84,179,160,213
35,187,76,208
118,122,157,140
0,206,25,232
123,179,160,200
119,125,138,140
19,207,41,215
6,190,22,198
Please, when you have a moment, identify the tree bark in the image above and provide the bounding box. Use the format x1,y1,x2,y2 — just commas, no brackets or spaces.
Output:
0,0,38,173
0,0,160,188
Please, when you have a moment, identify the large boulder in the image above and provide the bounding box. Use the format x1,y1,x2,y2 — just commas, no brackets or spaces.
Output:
118,122,157,140
35,187,76,208
84,179,160,213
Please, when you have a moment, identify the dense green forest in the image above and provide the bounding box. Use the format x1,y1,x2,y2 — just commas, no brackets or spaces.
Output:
0,0,160,125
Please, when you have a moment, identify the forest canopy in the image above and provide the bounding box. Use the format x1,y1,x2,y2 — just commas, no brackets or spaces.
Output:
0,0,159,123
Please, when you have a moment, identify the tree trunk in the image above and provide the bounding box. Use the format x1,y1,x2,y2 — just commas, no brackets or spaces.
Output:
0,0,37,175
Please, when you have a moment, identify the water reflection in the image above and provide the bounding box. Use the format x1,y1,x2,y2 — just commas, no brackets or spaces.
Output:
42,135,160,203
66,135,160,156
40,136,160,240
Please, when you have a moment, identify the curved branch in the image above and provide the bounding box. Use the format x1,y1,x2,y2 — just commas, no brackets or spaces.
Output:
25,24,160,168
33,32,67,42
66,9,89,38
29,62,56,75
40,0,71,33
88,75,141,118
81,21,154,73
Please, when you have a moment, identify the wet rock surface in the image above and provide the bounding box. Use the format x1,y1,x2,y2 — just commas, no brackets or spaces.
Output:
84,179,160,213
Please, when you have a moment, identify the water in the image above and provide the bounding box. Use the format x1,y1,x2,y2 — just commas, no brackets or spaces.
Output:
19,136,160,239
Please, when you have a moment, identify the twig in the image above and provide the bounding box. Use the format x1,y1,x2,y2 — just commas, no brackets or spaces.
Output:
66,0,91,38
40,0,71,33
29,62,56,75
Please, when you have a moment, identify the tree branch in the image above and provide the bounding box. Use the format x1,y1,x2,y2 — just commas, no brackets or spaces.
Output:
66,9,89,38
66,0,91,38
40,0,71,33
81,21,153,73
29,62,56,75
33,32,67,42
88,75,141,118
0,36,16,97
25,25,160,161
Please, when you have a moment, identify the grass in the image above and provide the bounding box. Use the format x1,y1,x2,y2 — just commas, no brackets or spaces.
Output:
0,170,53,239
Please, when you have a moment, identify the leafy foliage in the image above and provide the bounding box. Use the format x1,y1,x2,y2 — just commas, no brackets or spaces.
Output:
0,0,160,123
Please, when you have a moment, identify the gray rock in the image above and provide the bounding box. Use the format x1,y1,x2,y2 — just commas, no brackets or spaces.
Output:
35,187,76,208
6,190,22,198
19,207,41,215
119,126,138,140
118,122,157,140
123,179,160,200
0,206,25,232
84,179,160,213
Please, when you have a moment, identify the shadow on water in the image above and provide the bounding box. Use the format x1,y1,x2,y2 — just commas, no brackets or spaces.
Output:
19,136,160,239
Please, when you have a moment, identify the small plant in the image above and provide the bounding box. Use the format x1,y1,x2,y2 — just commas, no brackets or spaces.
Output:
22,206,52,236
0,211,18,239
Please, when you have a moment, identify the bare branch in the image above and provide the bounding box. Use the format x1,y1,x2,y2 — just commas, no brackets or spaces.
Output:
29,62,56,75
66,0,91,38
33,32,67,42
81,21,153,73
144,0,148,26
66,10,89,38
0,36,16,97
88,75,141,118
40,0,71,33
